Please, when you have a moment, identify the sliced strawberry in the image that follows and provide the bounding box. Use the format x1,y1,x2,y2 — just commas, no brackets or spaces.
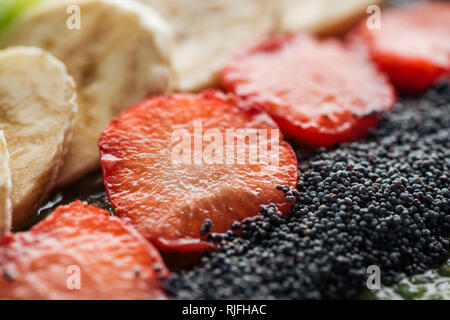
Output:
99,90,298,256
0,200,168,300
220,33,396,147
351,2,450,92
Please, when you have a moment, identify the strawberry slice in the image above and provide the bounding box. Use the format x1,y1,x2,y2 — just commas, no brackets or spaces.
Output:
0,200,168,300
220,33,396,147
351,2,450,92
99,90,298,256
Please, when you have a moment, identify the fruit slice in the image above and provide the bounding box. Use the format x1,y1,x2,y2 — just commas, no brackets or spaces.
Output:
0,200,169,300
221,33,395,147
0,132,12,238
274,0,384,36
140,0,273,91
1,0,174,186
0,46,77,229
99,90,298,254
351,2,450,92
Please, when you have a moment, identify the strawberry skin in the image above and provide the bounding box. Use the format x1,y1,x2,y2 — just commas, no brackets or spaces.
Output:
0,200,168,300
221,33,396,147
99,90,298,257
352,2,450,92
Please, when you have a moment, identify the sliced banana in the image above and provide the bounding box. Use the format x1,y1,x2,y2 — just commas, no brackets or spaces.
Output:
0,46,77,229
0,131,12,238
1,0,174,186
274,0,384,36
140,0,273,92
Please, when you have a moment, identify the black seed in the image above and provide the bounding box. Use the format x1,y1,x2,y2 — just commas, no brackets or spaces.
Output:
164,82,450,300
3,270,14,282
231,221,241,230
200,218,213,236
134,266,142,277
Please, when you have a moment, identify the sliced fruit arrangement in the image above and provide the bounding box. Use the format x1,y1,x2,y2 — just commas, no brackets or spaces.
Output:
221,33,396,147
0,0,174,186
351,1,450,92
0,47,77,230
99,90,298,254
140,0,273,92
0,132,12,239
139,0,381,92
0,200,169,300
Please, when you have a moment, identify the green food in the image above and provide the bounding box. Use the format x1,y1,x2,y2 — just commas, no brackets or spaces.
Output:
361,260,450,300
0,0,44,36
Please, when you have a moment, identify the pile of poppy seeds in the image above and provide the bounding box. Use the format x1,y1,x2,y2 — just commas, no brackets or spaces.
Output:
164,82,450,299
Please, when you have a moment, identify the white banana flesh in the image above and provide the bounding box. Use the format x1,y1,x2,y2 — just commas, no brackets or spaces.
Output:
274,0,384,35
141,0,273,92
1,0,174,186
0,46,77,229
0,131,12,238
140,0,384,92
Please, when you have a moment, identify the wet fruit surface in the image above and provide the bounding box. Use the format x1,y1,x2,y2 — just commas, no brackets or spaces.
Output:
352,1,450,92
0,200,168,300
99,90,298,253
165,82,450,299
221,33,395,147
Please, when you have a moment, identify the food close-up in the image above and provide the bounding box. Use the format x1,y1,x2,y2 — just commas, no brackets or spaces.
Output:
0,0,448,305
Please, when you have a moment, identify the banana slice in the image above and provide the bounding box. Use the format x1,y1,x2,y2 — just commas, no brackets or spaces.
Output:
274,0,384,36
1,0,174,186
0,46,77,229
140,0,273,92
0,131,12,238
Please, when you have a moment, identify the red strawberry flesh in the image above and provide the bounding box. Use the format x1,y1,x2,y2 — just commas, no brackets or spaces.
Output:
0,200,168,300
352,2,450,92
99,90,298,254
221,33,396,147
